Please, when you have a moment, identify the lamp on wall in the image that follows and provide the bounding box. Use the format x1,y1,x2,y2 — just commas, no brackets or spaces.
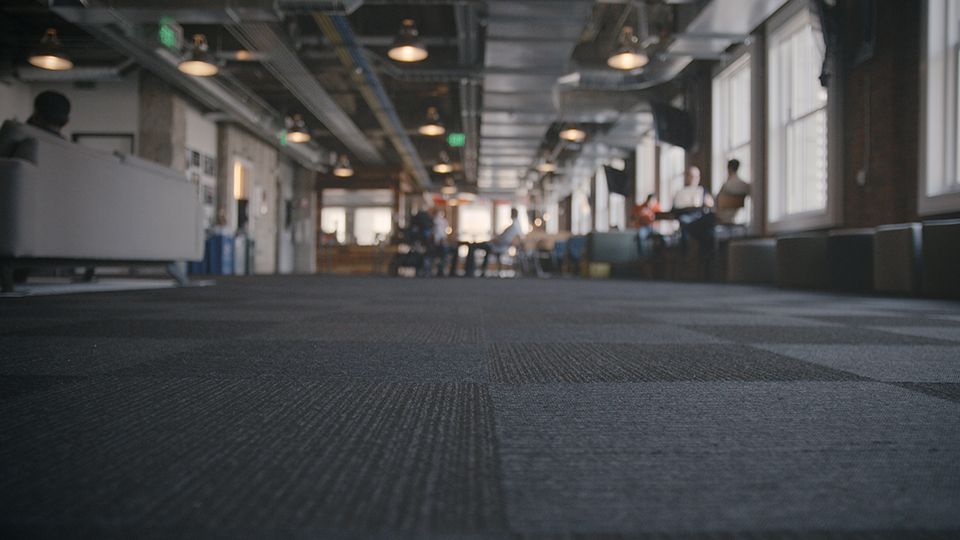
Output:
332,154,354,177
28,28,73,71
607,26,648,71
287,114,311,143
388,19,428,62
178,34,219,77
418,107,445,136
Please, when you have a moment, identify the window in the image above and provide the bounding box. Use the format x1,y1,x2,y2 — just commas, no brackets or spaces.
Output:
636,136,657,204
658,143,686,211
594,168,609,232
920,0,960,213
321,206,346,244
767,5,829,225
712,53,753,224
459,202,492,242
353,207,392,246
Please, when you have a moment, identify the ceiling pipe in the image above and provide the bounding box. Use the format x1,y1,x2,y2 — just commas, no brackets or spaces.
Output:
49,5,324,170
313,13,431,190
226,22,383,165
16,59,137,82
454,2,481,187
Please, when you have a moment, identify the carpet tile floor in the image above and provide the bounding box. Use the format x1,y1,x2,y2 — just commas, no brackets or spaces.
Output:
1,275,959,538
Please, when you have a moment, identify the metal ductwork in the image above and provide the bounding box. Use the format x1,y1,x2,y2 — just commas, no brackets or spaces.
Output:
50,5,325,169
226,22,383,166
454,3,481,186
313,13,431,189
478,0,594,194
16,59,136,82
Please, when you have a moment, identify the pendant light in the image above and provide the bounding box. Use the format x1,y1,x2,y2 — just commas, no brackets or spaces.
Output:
388,19,428,63
440,178,458,195
332,155,354,177
536,153,557,173
418,107,445,136
178,34,219,77
558,124,587,142
433,151,454,174
28,28,73,71
287,114,311,143
607,26,648,71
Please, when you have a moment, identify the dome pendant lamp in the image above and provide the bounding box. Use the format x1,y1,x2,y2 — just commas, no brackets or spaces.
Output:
287,114,311,143
178,34,219,77
28,28,73,71
559,124,587,143
418,107,445,136
433,151,454,174
388,19,428,63
333,155,354,177
607,26,648,71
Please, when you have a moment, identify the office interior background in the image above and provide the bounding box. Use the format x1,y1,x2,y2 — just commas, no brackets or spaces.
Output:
1,0,959,538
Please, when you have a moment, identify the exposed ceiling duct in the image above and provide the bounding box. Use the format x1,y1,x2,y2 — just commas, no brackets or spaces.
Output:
50,4,326,170
312,13,431,189
477,0,594,195
16,59,136,82
226,21,384,166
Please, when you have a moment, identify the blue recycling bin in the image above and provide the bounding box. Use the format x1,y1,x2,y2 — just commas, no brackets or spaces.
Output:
206,233,235,275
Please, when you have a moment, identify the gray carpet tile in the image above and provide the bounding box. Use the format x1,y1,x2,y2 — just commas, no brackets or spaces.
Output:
517,531,960,540
0,336,208,376
0,375,87,402
487,344,861,383
686,325,954,345
491,382,960,534
258,321,484,344
120,341,487,382
0,378,507,533
756,345,960,382
894,383,960,403
801,315,960,327
645,312,842,327
484,323,724,344
3,319,276,339
868,326,960,343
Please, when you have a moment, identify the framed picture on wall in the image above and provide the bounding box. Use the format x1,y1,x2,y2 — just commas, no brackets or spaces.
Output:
203,154,216,176
72,133,135,155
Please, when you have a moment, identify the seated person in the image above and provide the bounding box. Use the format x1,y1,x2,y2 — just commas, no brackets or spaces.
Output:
715,159,750,226
671,166,716,252
460,208,524,277
430,207,452,276
630,194,662,255
27,90,71,137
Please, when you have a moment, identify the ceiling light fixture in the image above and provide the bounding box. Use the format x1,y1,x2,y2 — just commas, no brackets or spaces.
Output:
178,34,219,77
388,19,428,63
536,157,557,173
332,155,354,177
433,151,454,174
607,26,648,71
28,28,73,71
287,114,311,143
559,124,587,142
418,107,445,136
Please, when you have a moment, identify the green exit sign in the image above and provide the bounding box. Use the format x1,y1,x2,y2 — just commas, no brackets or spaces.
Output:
158,16,182,51
447,132,465,147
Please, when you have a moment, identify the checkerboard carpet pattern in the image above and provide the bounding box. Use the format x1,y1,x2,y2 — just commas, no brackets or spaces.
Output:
2,276,959,538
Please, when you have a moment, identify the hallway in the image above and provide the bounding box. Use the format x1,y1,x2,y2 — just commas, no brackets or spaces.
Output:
2,276,959,538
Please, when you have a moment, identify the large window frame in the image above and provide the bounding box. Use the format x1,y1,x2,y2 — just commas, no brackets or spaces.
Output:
765,0,841,232
658,143,686,211
712,51,753,225
919,0,960,214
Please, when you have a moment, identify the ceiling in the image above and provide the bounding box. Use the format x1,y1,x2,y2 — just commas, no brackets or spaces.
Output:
0,0,784,200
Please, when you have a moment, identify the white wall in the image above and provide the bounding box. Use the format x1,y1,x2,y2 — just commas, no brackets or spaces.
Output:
185,103,217,157
0,79,32,125
30,74,140,140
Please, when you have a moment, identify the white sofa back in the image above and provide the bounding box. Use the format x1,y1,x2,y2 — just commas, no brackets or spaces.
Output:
0,121,202,262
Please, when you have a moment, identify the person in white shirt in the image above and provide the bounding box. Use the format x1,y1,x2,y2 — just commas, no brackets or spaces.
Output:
462,208,524,277
672,166,714,212
671,166,716,253
430,208,452,276
715,159,750,225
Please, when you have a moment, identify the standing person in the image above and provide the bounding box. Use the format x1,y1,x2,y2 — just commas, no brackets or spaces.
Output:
461,208,524,277
715,159,750,225
431,208,451,276
27,91,71,137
